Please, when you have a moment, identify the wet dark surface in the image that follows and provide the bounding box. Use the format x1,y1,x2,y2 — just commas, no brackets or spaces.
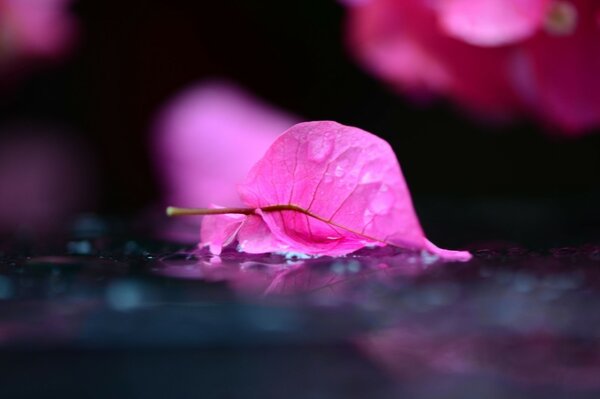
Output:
1,204,600,399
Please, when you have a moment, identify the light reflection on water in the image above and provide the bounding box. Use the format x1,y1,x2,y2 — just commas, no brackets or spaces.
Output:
1,239,600,394
151,246,600,391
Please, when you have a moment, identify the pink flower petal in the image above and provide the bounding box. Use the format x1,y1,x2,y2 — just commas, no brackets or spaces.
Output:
240,121,424,256
523,2,600,134
346,0,522,116
0,0,76,71
199,210,245,255
0,126,95,233
347,0,451,94
437,0,550,47
199,121,470,260
236,214,289,254
345,0,600,134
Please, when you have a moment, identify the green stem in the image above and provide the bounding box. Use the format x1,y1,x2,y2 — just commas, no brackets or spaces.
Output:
166,204,388,247
166,206,255,217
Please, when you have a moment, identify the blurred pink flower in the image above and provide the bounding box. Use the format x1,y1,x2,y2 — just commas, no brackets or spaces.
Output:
346,0,600,134
0,0,77,75
0,126,95,234
153,81,297,209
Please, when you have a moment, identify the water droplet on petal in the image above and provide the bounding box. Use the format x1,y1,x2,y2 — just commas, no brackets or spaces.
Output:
369,189,394,214
421,250,439,265
363,209,374,224
307,137,333,161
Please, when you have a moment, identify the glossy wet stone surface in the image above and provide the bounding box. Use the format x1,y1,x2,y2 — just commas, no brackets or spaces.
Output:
1,212,600,398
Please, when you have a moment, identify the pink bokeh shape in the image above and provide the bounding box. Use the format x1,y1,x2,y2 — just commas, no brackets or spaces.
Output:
346,0,600,134
153,81,297,209
0,126,95,233
0,0,77,73
438,0,551,46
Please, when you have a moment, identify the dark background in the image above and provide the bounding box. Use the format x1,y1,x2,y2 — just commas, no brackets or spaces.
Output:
1,0,598,216
2,5,600,399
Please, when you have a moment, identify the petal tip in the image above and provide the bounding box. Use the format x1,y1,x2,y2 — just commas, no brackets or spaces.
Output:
424,240,472,262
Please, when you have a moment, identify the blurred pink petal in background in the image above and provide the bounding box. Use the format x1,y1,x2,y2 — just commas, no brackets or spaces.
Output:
0,126,95,234
438,0,551,46
346,0,600,134
153,81,297,209
0,0,77,76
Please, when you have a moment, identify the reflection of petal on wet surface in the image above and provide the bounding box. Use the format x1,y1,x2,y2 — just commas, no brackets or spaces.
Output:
152,247,443,298
3,226,600,395
150,244,600,391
